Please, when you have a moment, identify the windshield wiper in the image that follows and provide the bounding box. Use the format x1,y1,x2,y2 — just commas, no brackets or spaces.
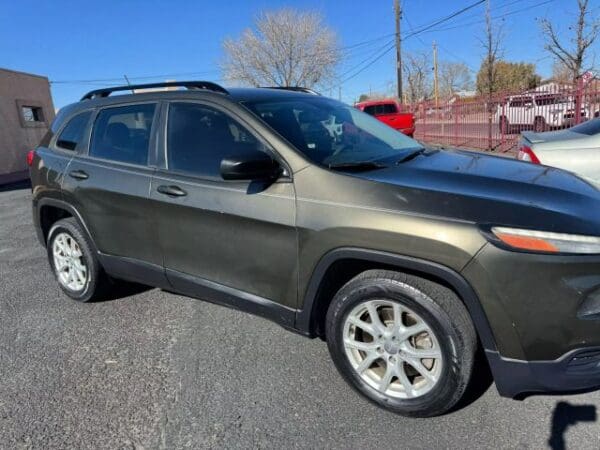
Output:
396,148,428,164
327,161,388,172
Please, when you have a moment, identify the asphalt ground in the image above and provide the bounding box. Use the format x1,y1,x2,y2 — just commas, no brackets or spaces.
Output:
1,184,600,449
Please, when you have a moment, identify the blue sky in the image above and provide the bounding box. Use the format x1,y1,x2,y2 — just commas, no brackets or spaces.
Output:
1,0,593,109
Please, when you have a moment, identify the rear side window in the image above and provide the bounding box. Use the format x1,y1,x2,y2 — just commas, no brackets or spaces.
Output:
381,103,398,114
89,103,156,165
56,111,92,151
167,102,265,179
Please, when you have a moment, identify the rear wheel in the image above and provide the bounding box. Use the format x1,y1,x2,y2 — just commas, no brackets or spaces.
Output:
47,218,109,302
326,270,476,417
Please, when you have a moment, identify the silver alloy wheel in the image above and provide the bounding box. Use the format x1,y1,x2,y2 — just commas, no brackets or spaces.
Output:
52,232,88,292
343,299,443,399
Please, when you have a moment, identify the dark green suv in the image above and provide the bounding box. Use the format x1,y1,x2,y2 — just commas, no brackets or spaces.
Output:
30,81,600,417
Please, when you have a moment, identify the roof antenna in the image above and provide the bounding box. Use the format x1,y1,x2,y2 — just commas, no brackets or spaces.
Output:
123,75,134,93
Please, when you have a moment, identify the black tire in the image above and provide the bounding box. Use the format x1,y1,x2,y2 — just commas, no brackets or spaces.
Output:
533,117,547,133
46,217,109,302
326,270,476,418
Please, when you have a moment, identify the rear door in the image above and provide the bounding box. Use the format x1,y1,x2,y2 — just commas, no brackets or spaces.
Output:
150,100,298,308
62,102,164,275
375,102,402,128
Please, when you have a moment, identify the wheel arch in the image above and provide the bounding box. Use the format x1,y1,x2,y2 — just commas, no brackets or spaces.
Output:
295,247,499,354
36,198,98,253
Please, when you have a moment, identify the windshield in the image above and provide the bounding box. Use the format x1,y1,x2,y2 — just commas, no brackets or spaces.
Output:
243,97,422,166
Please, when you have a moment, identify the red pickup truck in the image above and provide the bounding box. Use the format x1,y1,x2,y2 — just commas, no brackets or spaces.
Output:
354,99,415,137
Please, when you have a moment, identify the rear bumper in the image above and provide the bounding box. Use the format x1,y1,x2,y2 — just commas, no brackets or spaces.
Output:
488,347,600,398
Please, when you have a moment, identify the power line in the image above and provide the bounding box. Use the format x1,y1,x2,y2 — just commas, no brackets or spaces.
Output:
51,2,488,86
51,70,221,84
404,0,555,75
327,0,490,90
417,0,556,35
52,0,551,89
402,0,486,40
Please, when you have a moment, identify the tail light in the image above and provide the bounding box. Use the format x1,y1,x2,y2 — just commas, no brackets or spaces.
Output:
26,150,36,167
517,144,540,164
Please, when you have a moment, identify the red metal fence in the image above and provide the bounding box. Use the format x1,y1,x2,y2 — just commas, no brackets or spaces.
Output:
404,80,600,154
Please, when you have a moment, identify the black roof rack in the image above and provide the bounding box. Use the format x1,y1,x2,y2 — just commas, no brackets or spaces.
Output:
260,86,321,96
80,81,229,101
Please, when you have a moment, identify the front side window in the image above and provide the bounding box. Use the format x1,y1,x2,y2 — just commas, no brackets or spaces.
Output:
167,102,266,178
56,111,92,151
245,97,422,167
89,103,156,165
363,105,378,116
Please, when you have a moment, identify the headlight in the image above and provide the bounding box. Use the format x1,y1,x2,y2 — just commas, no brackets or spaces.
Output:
491,227,600,254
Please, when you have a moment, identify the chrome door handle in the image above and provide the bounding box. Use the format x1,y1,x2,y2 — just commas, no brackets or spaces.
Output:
157,185,187,197
69,170,89,180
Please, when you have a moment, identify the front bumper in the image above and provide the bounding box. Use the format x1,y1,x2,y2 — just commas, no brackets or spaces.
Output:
488,347,600,398
462,243,600,397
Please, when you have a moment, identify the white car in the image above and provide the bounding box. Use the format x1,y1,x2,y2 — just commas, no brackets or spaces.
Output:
497,93,588,133
517,118,600,186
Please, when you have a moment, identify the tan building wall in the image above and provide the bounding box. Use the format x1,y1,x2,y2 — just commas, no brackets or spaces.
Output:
0,68,55,183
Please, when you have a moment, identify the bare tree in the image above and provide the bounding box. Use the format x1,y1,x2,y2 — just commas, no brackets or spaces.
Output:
221,9,340,88
438,62,473,97
551,59,575,84
541,0,599,82
403,52,432,104
479,0,503,150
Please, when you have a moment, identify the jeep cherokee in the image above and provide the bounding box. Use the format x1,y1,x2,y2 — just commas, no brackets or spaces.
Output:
29,81,600,417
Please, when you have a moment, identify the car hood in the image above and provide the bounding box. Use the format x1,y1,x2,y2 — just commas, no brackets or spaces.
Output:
353,148,600,235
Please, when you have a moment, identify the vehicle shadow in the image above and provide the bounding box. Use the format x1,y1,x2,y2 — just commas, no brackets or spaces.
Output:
93,280,153,302
0,179,31,192
548,401,597,450
451,347,494,412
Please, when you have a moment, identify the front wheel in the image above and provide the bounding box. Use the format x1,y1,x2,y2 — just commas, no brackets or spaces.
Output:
326,270,476,417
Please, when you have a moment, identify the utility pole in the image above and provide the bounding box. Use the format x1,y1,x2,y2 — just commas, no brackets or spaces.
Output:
395,0,403,102
432,41,439,111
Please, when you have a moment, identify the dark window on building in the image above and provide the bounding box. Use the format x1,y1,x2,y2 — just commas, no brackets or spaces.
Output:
167,102,265,179
56,111,92,151
89,103,156,165
22,106,44,123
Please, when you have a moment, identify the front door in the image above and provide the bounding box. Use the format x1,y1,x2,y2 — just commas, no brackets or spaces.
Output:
151,101,298,309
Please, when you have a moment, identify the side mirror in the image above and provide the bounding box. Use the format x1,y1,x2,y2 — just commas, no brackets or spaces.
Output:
220,150,282,181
